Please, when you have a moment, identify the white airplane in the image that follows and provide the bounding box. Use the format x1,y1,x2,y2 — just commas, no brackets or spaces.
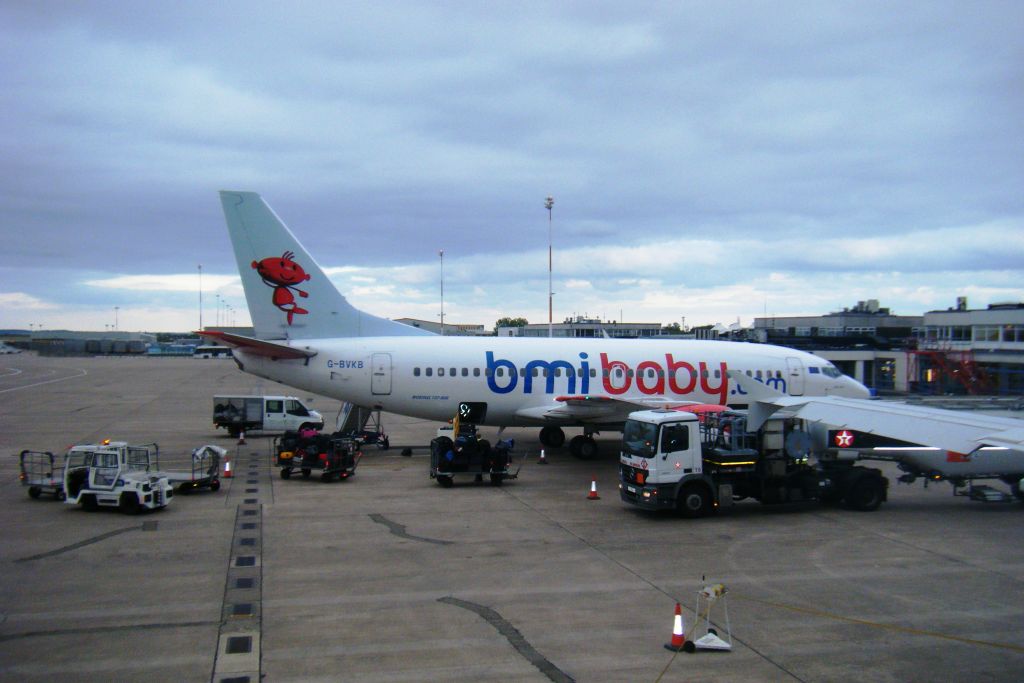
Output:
733,371,1024,501
205,191,871,458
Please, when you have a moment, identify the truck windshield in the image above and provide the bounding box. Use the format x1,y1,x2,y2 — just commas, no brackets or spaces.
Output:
623,420,657,458
286,400,309,417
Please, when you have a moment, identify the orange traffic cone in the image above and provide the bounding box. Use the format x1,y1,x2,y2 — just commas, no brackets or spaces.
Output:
587,475,600,500
237,430,246,445
664,602,686,652
223,454,233,479
538,449,548,465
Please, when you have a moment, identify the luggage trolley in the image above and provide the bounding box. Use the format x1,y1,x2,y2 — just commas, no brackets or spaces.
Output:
275,432,362,482
17,450,65,500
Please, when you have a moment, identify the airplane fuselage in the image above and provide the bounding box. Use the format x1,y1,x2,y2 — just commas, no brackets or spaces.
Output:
235,335,869,427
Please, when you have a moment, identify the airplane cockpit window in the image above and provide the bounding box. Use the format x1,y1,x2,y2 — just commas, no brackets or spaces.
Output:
822,366,843,378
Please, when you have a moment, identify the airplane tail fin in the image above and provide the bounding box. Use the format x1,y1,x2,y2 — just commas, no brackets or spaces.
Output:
219,191,432,340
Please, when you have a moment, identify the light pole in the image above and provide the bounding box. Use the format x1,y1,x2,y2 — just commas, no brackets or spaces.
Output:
114,306,119,331
198,264,203,331
439,249,445,336
545,196,554,337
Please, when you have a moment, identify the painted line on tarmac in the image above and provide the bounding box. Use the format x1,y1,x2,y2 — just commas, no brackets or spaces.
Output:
0,620,217,643
13,523,151,563
439,596,575,683
736,594,1024,654
368,513,454,545
0,368,88,393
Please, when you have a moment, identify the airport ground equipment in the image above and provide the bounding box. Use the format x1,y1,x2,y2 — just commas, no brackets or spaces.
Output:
213,395,324,438
275,432,361,482
823,428,1024,504
63,441,173,513
168,444,223,493
684,584,732,653
430,426,520,488
619,409,888,516
17,450,65,500
336,403,390,449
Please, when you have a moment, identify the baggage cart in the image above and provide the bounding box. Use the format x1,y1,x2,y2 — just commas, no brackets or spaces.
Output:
275,432,361,482
17,450,65,500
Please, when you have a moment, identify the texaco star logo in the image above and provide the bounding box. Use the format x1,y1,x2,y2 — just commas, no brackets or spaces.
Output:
835,430,854,447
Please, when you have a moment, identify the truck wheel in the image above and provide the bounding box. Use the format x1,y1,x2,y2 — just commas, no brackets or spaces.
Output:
437,475,453,488
119,492,141,515
81,494,98,512
677,484,712,518
280,468,291,480
490,474,504,487
321,472,335,482
28,486,41,499
301,468,311,479
378,436,390,450
57,490,66,501
210,479,221,492
228,426,240,438
846,476,885,511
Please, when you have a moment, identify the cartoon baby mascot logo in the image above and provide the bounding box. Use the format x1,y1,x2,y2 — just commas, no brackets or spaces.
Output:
252,251,311,325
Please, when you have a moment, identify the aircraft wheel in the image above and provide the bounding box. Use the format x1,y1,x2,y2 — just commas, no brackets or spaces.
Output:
569,435,598,460
676,484,712,518
539,426,565,448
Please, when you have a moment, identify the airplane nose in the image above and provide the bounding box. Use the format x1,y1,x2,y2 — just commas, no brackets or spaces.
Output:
845,377,872,399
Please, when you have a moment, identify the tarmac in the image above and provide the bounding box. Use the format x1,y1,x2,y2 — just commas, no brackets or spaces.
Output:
1,353,1024,682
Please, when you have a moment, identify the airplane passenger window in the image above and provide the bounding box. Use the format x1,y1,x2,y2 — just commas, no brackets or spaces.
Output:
414,368,420,377
462,368,468,377
426,368,433,377
591,369,597,377
715,369,721,378
756,370,762,379
496,368,504,377
746,370,752,376
474,368,480,377
450,368,456,376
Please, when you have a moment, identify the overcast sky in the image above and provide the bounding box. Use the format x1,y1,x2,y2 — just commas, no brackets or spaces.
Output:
2,1,1022,333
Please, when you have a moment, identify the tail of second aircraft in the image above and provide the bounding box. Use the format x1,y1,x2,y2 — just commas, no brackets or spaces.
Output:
220,191,432,340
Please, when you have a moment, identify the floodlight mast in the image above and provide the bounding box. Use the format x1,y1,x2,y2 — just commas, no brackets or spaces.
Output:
545,196,554,338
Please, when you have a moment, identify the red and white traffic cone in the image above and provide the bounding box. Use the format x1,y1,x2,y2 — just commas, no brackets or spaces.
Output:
664,602,686,652
538,449,548,465
237,430,246,445
587,475,600,500
223,454,233,479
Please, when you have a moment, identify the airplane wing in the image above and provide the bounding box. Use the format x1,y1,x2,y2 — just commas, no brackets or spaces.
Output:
196,330,317,360
729,370,1024,454
514,395,702,424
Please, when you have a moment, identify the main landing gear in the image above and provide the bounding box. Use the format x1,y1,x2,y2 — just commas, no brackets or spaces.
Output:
538,426,598,460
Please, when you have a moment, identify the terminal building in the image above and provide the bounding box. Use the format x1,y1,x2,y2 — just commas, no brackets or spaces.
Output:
754,299,1024,395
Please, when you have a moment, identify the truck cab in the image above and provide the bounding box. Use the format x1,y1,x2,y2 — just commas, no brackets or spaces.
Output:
619,408,887,517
